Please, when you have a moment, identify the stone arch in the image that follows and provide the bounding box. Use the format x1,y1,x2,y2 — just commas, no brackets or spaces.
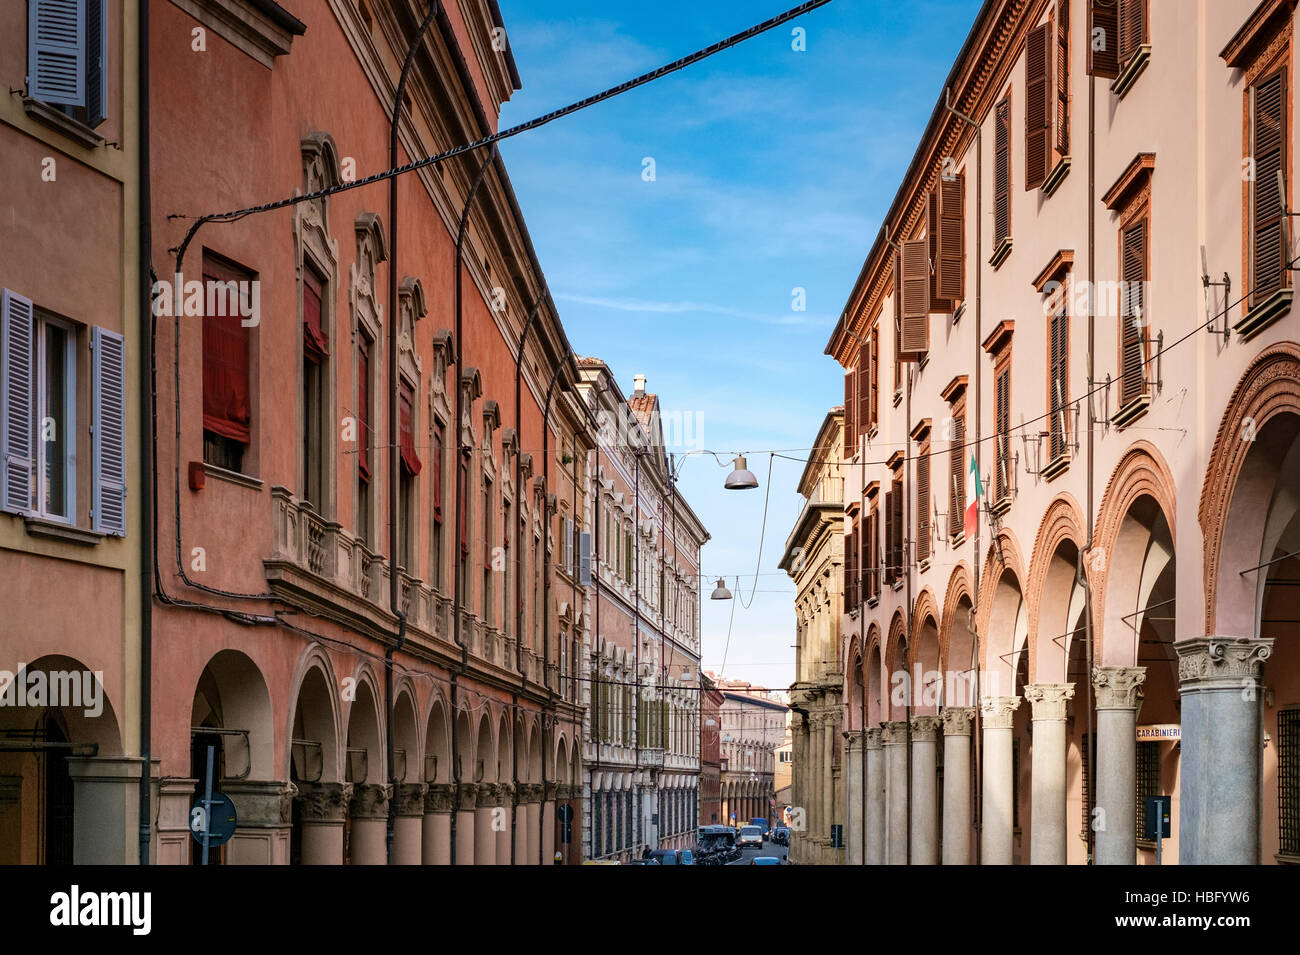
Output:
344,663,385,786
977,528,1028,693
885,611,908,720
286,645,342,783
911,589,941,714
425,695,450,784
940,563,977,706
845,634,865,731
496,710,512,784
475,709,496,783
865,622,884,725
1026,494,1088,683
1199,342,1300,635
191,648,275,781
391,679,420,784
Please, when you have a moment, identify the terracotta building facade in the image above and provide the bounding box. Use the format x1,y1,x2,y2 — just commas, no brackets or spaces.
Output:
717,680,784,830
830,0,1300,865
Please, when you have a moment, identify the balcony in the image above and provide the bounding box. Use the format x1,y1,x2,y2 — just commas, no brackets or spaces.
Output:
640,748,665,769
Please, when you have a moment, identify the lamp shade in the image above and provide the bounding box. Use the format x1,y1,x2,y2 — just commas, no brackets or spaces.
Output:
725,455,759,490
710,577,732,600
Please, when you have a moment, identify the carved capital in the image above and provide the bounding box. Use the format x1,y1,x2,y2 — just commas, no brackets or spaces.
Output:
909,715,941,742
940,707,976,737
396,782,428,817
881,720,909,746
864,727,884,750
350,782,392,819
845,730,865,753
296,782,351,822
1176,637,1274,691
424,783,455,814
1092,666,1146,710
457,783,479,811
1024,683,1075,722
979,696,1021,729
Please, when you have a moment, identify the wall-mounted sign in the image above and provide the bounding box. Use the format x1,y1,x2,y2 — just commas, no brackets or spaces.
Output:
1136,724,1180,742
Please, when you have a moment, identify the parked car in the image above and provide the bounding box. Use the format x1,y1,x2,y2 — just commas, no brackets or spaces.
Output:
626,857,659,865
750,817,770,837
737,825,764,848
647,849,694,866
750,856,784,865
770,826,790,846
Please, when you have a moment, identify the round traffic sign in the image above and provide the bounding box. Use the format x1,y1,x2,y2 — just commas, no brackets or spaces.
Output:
190,791,239,847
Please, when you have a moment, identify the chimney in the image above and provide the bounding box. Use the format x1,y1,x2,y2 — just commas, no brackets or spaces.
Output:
633,374,646,396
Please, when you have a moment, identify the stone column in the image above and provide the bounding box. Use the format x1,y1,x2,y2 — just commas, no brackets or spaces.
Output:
1024,684,1074,865
155,777,197,865
980,696,1020,865
882,720,909,865
349,783,391,865
864,728,885,865
822,714,835,849
293,782,349,865
222,779,294,865
1092,667,1144,865
541,784,556,864
64,756,156,864
511,786,527,864
1177,637,1273,864
940,708,974,865
422,784,453,865
454,783,477,865
393,783,426,865
806,716,821,850
846,732,864,865
496,784,514,865
522,784,541,865
475,783,499,865
909,715,940,865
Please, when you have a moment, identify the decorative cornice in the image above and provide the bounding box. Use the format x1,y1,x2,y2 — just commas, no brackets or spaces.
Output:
940,706,976,736
909,715,941,741
1024,683,1075,721
941,375,969,404
1092,666,1146,710
979,695,1021,729
1176,637,1274,691
1101,153,1156,212
1032,249,1075,292
981,319,1015,355
1221,0,1297,69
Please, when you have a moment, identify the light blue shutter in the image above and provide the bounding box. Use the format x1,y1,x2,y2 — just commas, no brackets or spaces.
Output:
86,0,107,127
1,290,35,515
28,0,86,107
578,531,592,586
91,325,126,535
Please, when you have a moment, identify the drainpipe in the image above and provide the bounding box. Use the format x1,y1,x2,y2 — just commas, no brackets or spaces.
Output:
943,86,982,864
904,363,913,864
1083,62,1097,866
538,355,567,862
138,0,153,866
633,447,643,845
386,0,438,868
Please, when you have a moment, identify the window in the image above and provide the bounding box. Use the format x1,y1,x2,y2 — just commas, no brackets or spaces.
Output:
916,436,931,563
1025,12,1068,193
503,498,511,633
201,254,253,474
35,313,76,521
482,477,492,622
948,401,966,542
1279,708,1300,856
843,518,857,612
1118,216,1149,409
937,173,965,304
867,500,880,600
533,530,542,647
1087,0,1147,90
459,458,470,601
1248,65,1290,309
1048,282,1070,463
994,363,1011,503
1056,2,1070,156
843,366,855,460
559,630,568,699
884,476,903,585
356,335,372,546
27,0,109,129
993,96,1012,260
899,240,929,358
1135,740,1161,846
398,381,420,572
301,266,329,510
432,422,444,589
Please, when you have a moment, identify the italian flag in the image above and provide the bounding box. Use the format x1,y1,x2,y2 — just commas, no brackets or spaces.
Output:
964,455,982,540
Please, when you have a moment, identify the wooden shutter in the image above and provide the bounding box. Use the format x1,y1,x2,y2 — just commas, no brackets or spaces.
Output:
869,329,879,428
86,0,107,127
869,508,879,598
927,192,952,311
900,238,930,356
855,339,869,437
994,99,1011,244
917,442,931,562
1087,0,1120,78
1049,307,1068,458
843,527,856,612
893,252,903,367
843,368,855,458
882,489,894,585
995,368,1010,500
1251,68,1288,304
1120,220,1148,405
1057,1,1070,154
91,326,127,536
1,289,35,515
890,484,904,580
1025,20,1054,191
28,0,86,107
949,412,965,540
1119,0,1146,65
357,339,371,480
938,173,965,302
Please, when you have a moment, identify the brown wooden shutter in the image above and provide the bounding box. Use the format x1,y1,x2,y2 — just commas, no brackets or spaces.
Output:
917,442,931,562
857,339,871,439
843,527,856,611
995,368,1010,500
1119,0,1146,65
994,99,1011,244
927,192,952,311
1057,1,1070,154
900,237,930,356
949,412,965,539
1120,220,1147,405
938,172,965,302
867,509,877,598
1049,306,1068,458
1252,68,1288,304
869,329,880,429
893,252,903,367
844,368,856,459
883,488,895,585
891,483,904,579
1088,0,1119,78
1025,20,1054,191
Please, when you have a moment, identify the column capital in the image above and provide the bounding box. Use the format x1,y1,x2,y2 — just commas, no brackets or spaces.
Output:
940,706,976,736
297,781,351,822
864,727,884,750
1176,637,1274,691
1024,683,1075,721
458,782,480,810
1092,666,1146,710
979,695,1021,729
350,782,392,819
909,715,941,741
846,731,865,753
881,720,909,745
395,782,428,817
424,782,455,814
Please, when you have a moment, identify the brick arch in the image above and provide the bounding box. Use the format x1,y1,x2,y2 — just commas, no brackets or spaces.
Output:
975,526,1027,673
938,562,974,664
885,611,908,719
864,621,884,725
1092,440,1177,663
1025,493,1087,681
1199,342,1300,634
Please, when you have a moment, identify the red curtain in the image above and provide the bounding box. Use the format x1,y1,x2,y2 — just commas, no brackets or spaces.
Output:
399,382,421,475
202,265,251,444
303,268,329,358
357,342,370,480
432,424,443,522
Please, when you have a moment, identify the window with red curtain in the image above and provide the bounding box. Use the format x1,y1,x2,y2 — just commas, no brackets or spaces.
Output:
459,457,469,557
303,267,329,359
399,381,421,475
357,337,371,481
202,254,252,444
432,422,443,523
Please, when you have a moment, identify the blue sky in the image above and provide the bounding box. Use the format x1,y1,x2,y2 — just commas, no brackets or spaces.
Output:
497,0,982,688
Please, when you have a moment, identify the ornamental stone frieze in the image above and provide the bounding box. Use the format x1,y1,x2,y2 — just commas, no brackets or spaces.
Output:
1092,666,1146,710
297,782,351,822
979,696,1021,729
881,721,909,745
864,727,883,750
909,715,941,741
395,783,428,817
939,707,975,736
350,783,392,819
424,783,455,814
1024,683,1075,721
1176,637,1274,691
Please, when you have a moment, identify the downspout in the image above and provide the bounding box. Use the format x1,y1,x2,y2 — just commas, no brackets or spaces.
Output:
138,0,153,866
633,449,643,844
1083,61,1097,865
943,86,982,865
386,0,438,868
904,363,913,864
448,142,497,866
538,356,567,862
